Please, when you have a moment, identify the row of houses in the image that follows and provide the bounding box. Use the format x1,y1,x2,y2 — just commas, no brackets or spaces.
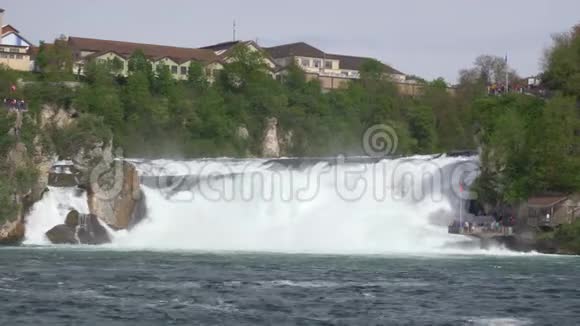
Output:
0,8,423,94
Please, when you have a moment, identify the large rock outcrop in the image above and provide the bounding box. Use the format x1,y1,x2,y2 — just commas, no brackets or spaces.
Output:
279,130,294,157
45,210,111,245
262,117,280,158
39,104,76,130
45,224,77,244
87,161,143,229
73,139,114,187
260,118,295,157
0,220,25,245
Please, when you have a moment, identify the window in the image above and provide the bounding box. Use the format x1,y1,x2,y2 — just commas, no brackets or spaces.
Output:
313,59,321,68
10,48,19,53
0,53,7,58
325,61,333,69
16,54,23,59
180,66,187,75
301,58,310,67
171,65,178,74
205,68,213,77
9,54,15,59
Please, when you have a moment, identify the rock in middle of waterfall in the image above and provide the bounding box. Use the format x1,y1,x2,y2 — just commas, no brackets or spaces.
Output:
45,210,111,245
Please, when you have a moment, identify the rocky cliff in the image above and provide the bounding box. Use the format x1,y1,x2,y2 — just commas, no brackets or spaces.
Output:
261,117,294,158
262,117,280,157
0,220,25,245
87,161,144,229
0,104,143,245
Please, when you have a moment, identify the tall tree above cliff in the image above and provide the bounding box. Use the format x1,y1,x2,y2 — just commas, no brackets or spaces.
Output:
543,24,580,98
35,37,74,81
76,61,124,134
187,61,208,90
459,55,519,87
128,49,154,84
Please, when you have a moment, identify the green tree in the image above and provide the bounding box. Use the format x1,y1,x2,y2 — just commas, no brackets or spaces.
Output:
187,61,208,90
75,61,124,134
407,105,437,153
127,49,154,82
153,64,175,96
35,37,74,81
543,24,580,98
360,59,385,81
0,177,16,224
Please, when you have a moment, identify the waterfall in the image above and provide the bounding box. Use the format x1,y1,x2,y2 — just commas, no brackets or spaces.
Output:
109,155,479,254
24,186,90,245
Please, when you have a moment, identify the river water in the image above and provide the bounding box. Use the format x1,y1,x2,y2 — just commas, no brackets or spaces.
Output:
12,156,580,324
1,248,579,325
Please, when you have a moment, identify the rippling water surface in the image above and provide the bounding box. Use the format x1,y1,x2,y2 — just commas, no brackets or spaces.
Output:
1,248,579,325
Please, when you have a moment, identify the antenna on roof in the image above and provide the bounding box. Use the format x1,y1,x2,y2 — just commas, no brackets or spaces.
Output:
233,20,237,42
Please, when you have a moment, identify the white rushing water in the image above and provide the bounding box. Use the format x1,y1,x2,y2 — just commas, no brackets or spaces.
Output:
23,156,482,253
24,186,90,245
109,155,480,254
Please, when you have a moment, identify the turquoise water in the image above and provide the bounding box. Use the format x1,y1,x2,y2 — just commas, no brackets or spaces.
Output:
0,248,579,325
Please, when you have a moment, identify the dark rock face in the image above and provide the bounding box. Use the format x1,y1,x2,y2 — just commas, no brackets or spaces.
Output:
45,210,111,245
65,210,80,227
45,225,77,245
76,214,110,245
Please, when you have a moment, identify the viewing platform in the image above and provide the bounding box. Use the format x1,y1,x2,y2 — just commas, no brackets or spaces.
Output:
448,222,514,239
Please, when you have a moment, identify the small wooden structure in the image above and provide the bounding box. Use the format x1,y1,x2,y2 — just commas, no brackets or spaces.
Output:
519,194,580,229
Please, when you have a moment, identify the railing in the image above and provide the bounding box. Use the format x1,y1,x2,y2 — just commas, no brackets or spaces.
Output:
449,224,514,237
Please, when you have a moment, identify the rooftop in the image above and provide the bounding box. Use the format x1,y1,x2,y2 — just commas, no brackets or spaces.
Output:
327,53,404,75
528,195,569,207
200,40,242,52
1,24,19,35
265,42,326,59
264,42,404,75
67,36,220,63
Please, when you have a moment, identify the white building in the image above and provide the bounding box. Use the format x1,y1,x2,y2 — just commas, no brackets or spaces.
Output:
0,8,34,72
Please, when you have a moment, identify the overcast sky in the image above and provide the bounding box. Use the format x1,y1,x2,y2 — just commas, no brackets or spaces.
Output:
3,0,579,82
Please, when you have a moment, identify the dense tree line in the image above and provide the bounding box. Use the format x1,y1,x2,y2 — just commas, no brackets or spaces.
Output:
29,44,478,158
